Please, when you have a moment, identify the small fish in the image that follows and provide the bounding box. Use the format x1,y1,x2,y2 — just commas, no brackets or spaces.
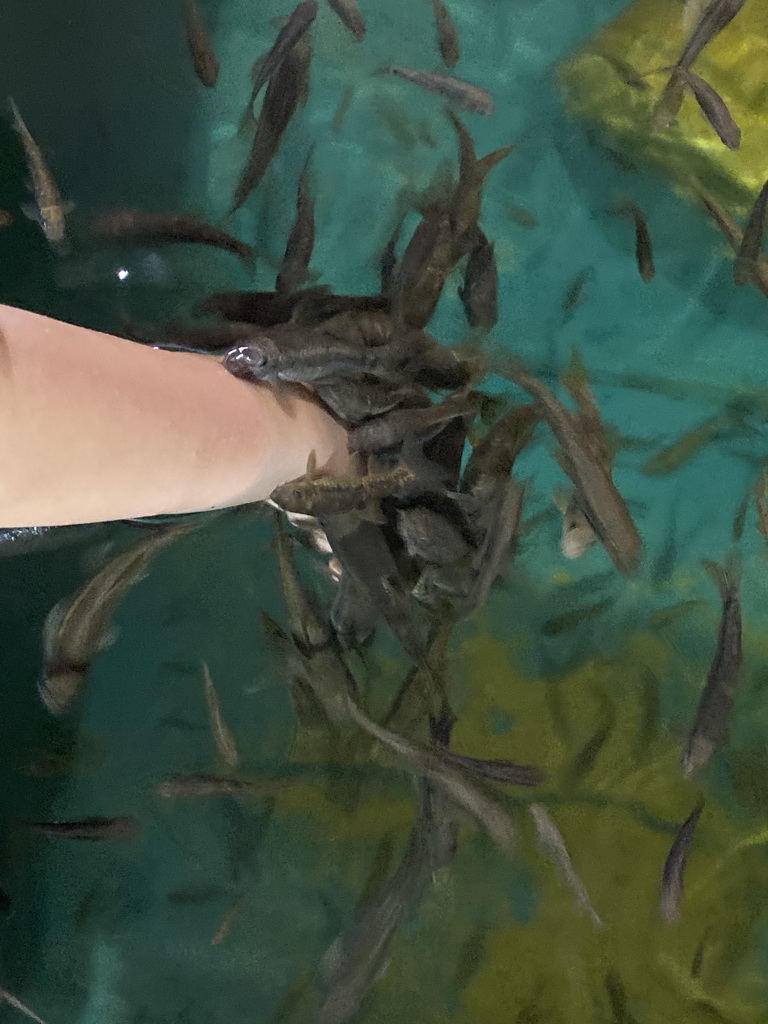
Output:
0,989,50,1024
679,68,740,150
273,457,416,517
660,798,705,923
500,354,642,573
600,53,649,91
313,378,420,422
506,204,538,228
620,201,655,283
447,110,512,255
732,489,750,541
9,97,69,250
677,0,746,69
184,0,219,87
698,190,768,300
459,230,498,328
466,476,525,611
437,748,544,787
682,558,742,778
529,803,602,927
642,411,751,475
41,522,197,716
25,816,140,841
388,68,494,115
651,69,686,131
232,34,312,211
224,332,404,385
242,1,317,121
211,895,243,945
735,176,768,287
276,158,315,294
432,1,460,67
202,662,239,768
92,209,255,267
562,269,591,313
392,204,455,329
396,506,472,566
462,403,539,500
327,0,366,39
542,598,611,636
554,487,597,560
348,393,476,453
156,774,281,798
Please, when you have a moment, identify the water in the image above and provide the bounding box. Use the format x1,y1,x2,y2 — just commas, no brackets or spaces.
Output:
0,0,766,1022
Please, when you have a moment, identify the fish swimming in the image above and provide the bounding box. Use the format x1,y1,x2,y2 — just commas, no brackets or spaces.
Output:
459,230,498,327
679,69,740,150
92,210,255,267
735,176,768,286
388,67,494,115
327,0,366,38
660,798,705,923
184,0,219,87
271,458,416,517
276,157,315,293
241,0,317,123
202,661,239,768
9,96,70,251
25,816,140,841
432,1,460,67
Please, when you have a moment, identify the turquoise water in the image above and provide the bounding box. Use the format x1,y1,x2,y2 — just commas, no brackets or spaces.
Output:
0,0,768,1022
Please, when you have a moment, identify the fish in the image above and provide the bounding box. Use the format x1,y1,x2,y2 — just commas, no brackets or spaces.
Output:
223,332,405,385
679,69,740,150
156,774,283,798
25,816,140,841
506,204,538,228
447,110,512,256
432,1,460,67
232,33,312,211
388,68,494,115
459,230,498,328
202,662,239,768
241,1,317,123
330,569,378,650
599,53,650,91
348,392,477,453
499,355,642,574
320,794,434,1024
161,320,260,352
553,487,597,560
462,403,539,500
391,204,455,329
677,0,746,69
9,96,69,251
327,0,366,39
332,83,355,133
466,476,526,611
92,209,255,267
682,558,742,778
0,989,50,1024
651,69,686,131
529,803,602,927
660,798,705,923
271,459,416,517
542,598,611,636
620,201,655,283
211,895,243,945
698,189,768,300
184,0,219,87
735,176,768,287
276,158,315,294
313,378,421,422
437,748,544,787
396,505,473,565
562,269,592,313
642,411,752,475
732,489,750,541
40,522,198,716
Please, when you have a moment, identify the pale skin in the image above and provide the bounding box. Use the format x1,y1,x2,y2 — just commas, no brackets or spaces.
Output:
0,304,349,527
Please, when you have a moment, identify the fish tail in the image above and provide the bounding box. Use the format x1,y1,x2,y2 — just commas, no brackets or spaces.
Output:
7,96,22,132
475,145,513,184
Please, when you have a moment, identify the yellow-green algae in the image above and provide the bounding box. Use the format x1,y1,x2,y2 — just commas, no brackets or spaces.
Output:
559,0,768,214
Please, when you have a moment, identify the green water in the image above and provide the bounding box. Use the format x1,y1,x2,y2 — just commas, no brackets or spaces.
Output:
0,0,767,1022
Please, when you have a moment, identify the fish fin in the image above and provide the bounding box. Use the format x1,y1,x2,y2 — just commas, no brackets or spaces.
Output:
98,625,119,653
475,145,514,184
20,201,42,225
261,611,293,654
361,503,388,526
553,486,570,514
703,554,740,599
305,449,318,478
446,107,476,175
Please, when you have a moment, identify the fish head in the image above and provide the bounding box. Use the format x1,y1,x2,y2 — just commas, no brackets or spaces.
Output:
560,496,597,560
223,339,277,380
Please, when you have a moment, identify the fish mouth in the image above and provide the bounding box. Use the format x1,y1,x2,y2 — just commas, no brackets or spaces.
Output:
223,345,265,378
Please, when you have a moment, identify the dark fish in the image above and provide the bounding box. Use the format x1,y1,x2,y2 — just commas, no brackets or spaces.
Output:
156,774,282,798
224,333,403,385
272,460,416,517
459,230,498,327
529,803,602,927
462,403,539,500
26,816,140,841
600,53,649,91
620,201,654,283
437,748,543,786
348,392,477,453
161,320,259,353
447,110,512,255
698,190,768,299
651,69,686,131
396,506,472,565
642,411,751,475
41,522,198,716
500,355,642,574
202,661,239,768
9,97,69,250
467,477,525,610
242,1,317,121
200,287,323,325
184,0,219,87
506,204,538,228
677,0,746,69
331,569,378,650
562,269,591,313
327,0,365,39
276,158,315,294
681,69,740,150
735,176,768,287
388,67,494,115
660,798,705,923
682,558,742,778
92,210,255,267
232,34,312,211
732,489,750,541
392,204,454,329
211,895,243,945
313,377,421,422
432,1,460,67
542,598,611,636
